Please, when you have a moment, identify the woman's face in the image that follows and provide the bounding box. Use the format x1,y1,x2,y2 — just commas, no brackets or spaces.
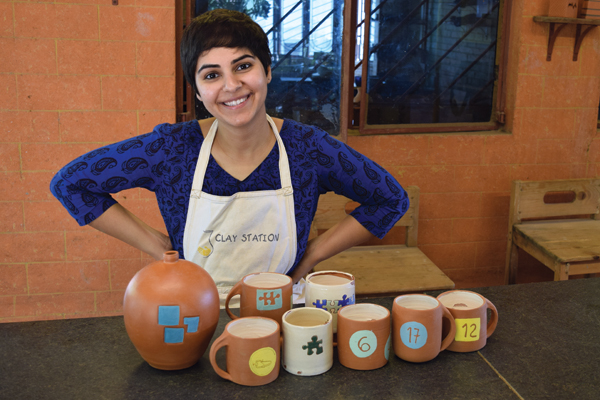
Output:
195,47,271,130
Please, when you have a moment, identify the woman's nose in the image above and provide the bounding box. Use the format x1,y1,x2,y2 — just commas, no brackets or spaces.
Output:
223,74,241,92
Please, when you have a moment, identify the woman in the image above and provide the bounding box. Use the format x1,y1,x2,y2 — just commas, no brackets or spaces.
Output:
50,9,409,303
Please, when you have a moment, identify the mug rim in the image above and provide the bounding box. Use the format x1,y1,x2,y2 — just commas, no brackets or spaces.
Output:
306,270,355,286
282,307,332,328
226,317,280,338
437,290,485,310
338,303,389,321
243,272,292,288
393,294,440,310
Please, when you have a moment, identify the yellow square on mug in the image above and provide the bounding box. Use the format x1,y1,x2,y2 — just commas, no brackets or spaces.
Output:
454,318,481,342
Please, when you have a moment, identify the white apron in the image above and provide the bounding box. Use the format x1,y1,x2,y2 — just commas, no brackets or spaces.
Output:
183,115,298,306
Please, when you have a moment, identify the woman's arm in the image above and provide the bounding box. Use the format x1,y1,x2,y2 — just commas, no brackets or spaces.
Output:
89,203,172,260
289,215,374,283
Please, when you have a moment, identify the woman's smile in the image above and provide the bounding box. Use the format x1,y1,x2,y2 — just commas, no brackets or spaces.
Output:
223,94,250,107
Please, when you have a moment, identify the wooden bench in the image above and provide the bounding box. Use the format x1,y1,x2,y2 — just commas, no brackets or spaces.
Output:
311,186,454,298
505,179,600,284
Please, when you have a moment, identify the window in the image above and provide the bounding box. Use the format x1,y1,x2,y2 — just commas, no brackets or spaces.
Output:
349,0,506,134
181,0,508,137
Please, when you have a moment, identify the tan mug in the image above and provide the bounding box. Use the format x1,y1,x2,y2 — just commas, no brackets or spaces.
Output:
392,294,456,363
225,272,293,326
437,290,498,352
337,303,391,370
305,270,355,333
209,317,280,386
281,307,333,376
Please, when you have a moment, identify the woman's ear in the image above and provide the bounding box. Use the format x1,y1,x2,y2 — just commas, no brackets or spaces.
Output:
266,66,272,83
196,93,202,102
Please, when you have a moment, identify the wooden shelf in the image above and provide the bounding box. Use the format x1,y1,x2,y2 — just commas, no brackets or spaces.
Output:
533,16,600,61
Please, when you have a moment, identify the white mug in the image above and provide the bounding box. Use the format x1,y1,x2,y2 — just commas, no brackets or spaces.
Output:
305,270,355,333
281,307,333,376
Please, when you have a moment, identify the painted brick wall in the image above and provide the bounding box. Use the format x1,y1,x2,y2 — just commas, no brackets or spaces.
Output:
1,0,599,322
1,0,176,322
349,0,600,288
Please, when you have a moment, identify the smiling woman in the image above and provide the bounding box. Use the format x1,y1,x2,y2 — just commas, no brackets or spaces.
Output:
49,9,409,306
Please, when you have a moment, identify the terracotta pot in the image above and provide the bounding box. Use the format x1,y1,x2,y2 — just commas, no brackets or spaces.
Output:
392,294,456,363
305,270,355,333
123,251,220,370
548,0,579,18
437,290,498,353
210,317,280,386
225,272,293,326
337,303,391,370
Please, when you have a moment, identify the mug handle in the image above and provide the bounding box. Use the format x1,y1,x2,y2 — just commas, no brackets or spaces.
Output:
440,304,457,352
225,281,243,320
485,299,499,338
209,332,232,382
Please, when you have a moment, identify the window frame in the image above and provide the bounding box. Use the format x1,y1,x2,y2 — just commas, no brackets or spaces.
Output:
340,0,513,137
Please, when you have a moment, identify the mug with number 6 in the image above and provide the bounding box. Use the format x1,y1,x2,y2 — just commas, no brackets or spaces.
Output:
392,294,456,363
337,303,391,370
437,290,498,352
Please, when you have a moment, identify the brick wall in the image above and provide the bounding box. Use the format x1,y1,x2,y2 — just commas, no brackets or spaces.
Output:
1,0,176,322
349,0,600,288
1,0,599,322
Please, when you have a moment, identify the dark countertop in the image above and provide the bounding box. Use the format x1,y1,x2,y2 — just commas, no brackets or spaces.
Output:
1,278,599,399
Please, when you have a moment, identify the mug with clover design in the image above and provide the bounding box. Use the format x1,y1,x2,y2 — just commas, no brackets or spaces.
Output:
437,290,498,353
225,272,293,326
281,307,333,376
209,317,280,386
392,294,456,363
305,270,355,333
337,303,391,370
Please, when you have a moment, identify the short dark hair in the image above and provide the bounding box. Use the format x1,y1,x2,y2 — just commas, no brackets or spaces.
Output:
180,9,272,96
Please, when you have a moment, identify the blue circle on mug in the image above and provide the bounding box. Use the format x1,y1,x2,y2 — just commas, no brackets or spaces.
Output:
349,330,377,358
400,321,428,349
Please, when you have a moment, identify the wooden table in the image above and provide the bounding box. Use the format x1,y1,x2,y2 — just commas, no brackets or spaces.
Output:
1,279,599,399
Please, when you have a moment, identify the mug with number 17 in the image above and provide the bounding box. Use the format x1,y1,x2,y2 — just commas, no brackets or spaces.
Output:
437,290,498,352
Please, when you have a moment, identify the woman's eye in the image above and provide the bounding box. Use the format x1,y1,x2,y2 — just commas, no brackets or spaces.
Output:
204,72,218,80
237,63,251,71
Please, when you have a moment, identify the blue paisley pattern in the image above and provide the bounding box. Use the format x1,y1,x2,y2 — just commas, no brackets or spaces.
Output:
50,119,408,273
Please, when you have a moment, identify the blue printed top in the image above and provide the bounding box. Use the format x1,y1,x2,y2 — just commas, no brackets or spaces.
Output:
50,119,409,273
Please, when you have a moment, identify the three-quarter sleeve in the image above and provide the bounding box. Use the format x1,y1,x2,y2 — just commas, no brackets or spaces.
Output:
313,129,409,239
50,129,169,226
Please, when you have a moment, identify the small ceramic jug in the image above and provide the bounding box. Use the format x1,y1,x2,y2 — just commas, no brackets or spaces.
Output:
305,270,355,333
337,303,391,370
281,307,333,376
225,272,293,326
392,294,456,363
437,290,498,352
123,251,220,370
209,317,280,386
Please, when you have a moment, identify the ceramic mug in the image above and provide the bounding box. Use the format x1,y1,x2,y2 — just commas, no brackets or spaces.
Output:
392,294,456,363
437,290,499,352
281,307,333,376
305,270,355,333
225,272,293,326
209,317,280,386
337,303,391,370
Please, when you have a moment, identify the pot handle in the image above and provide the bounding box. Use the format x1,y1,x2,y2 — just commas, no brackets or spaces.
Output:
209,332,232,382
485,299,499,338
440,304,457,352
225,281,243,320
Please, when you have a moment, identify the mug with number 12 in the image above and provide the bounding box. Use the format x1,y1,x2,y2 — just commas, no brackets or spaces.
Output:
437,290,498,352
